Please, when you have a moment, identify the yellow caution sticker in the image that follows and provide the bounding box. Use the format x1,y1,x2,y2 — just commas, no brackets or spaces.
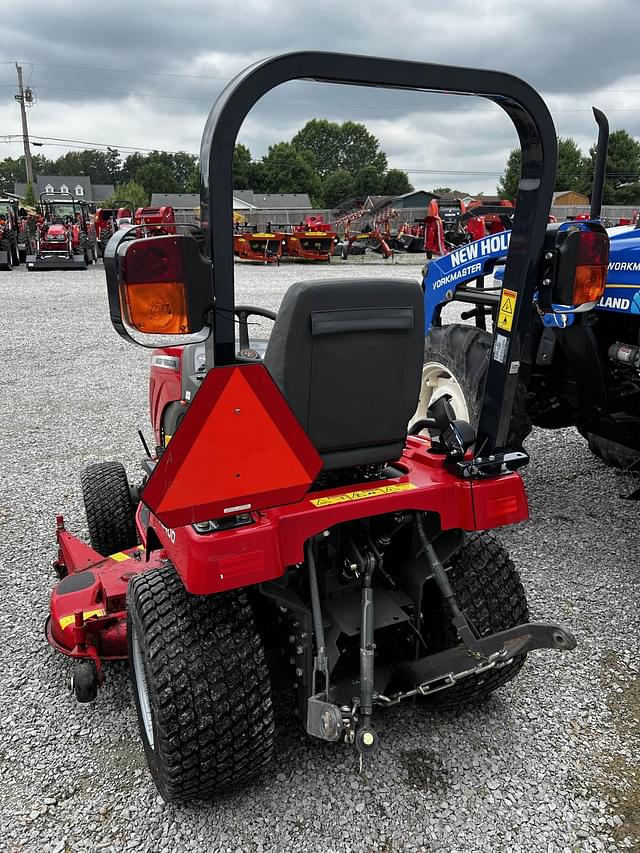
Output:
109,552,130,562
497,288,517,332
310,482,416,507
59,608,106,631
109,545,144,561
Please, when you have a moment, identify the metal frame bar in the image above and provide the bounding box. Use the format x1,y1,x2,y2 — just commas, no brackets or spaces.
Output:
590,107,609,220
199,50,558,455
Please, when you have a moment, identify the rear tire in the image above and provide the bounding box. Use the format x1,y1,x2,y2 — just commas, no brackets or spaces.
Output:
421,531,529,709
1,237,13,270
418,324,531,449
128,566,274,802
584,432,640,470
81,461,137,556
78,232,91,265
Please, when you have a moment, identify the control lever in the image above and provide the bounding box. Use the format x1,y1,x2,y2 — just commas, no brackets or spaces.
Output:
408,395,476,460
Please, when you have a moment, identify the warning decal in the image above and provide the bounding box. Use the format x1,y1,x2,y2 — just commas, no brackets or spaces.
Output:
310,482,416,507
497,288,517,332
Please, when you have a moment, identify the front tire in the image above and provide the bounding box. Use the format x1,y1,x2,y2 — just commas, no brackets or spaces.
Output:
418,324,531,449
421,531,530,709
1,238,13,270
81,461,137,556
583,432,640,470
128,566,274,801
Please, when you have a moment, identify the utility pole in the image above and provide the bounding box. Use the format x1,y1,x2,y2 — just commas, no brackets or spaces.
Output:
15,63,34,185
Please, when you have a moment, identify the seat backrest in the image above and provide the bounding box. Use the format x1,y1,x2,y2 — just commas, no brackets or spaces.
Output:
263,278,424,471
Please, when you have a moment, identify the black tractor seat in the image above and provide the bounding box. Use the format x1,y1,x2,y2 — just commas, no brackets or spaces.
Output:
263,278,425,472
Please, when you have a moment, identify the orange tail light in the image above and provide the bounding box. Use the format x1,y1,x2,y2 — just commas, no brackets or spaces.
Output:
571,230,608,305
120,238,191,334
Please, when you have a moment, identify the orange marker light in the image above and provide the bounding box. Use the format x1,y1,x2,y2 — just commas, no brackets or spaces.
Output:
572,230,608,305
120,236,193,334
122,280,190,334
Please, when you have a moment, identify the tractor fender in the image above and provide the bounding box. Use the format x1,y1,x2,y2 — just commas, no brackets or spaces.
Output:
552,321,608,415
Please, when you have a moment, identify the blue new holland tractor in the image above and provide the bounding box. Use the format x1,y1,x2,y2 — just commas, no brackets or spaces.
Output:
418,109,640,469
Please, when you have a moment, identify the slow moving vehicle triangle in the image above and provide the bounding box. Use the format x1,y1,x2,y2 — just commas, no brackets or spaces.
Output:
141,363,323,527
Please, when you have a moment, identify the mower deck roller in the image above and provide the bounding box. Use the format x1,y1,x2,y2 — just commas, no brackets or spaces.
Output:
48,51,578,802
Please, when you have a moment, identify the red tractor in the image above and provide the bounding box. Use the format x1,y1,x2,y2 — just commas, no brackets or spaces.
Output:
94,205,133,258
47,53,581,803
27,193,96,271
0,198,21,270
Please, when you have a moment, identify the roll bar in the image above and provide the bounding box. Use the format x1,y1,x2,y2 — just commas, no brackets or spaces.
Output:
200,51,558,454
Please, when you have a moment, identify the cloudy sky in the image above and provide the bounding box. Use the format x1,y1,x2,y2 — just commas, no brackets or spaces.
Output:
1,0,639,194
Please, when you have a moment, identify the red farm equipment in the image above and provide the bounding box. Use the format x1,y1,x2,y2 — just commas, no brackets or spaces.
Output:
134,205,176,235
27,193,96,271
47,52,577,803
278,217,337,262
336,207,397,260
0,198,22,270
95,205,133,258
233,227,283,263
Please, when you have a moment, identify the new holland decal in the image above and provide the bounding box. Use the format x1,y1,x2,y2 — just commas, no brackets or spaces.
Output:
310,482,416,507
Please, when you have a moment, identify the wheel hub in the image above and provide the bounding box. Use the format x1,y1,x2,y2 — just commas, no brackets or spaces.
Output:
131,625,154,748
411,360,470,428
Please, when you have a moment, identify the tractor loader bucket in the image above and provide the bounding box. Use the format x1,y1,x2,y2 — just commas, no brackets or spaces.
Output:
27,254,88,271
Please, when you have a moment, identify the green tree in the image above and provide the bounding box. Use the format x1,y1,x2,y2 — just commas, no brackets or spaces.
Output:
134,162,179,197
555,137,585,192
0,157,27,192
259,142,323,205
102,180,149,210
120,150,196,192
382,169,413,195
292,119,387,179
339,121,387,176
51,148,122,183
322,169,355,208
499,136,604,200
232,144,253,189
584,129,640,203
121,152,145,184
497,149,522,200
185,161,200,194
291,119,342,179
432,186,453,194
352,165,384,198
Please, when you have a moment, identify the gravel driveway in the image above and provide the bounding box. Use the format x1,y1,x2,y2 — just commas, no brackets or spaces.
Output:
0,260,638,853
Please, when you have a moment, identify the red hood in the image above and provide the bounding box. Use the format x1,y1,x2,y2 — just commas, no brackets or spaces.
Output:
46,224,67,237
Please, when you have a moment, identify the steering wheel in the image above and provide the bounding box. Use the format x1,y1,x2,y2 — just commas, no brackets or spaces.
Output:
235,305,276,356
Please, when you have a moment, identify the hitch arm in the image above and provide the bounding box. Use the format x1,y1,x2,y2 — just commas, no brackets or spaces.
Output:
392,621,576,690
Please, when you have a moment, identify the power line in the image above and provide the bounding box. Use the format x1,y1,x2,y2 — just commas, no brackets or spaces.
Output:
6,81,640,113
11,59,640,97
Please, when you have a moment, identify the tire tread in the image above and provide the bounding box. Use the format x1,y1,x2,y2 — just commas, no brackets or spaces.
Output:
128,566,274,801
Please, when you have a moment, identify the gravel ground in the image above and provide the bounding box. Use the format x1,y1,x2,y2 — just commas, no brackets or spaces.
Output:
0,258,638,853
